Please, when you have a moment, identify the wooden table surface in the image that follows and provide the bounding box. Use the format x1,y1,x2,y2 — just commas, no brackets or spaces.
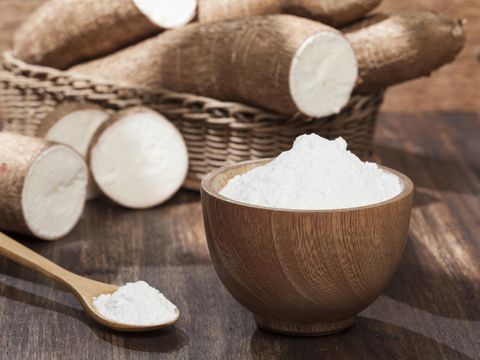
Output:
0,1,479,360
1,112,479,360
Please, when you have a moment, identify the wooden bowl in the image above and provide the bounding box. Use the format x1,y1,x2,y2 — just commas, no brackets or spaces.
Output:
201,159,414,336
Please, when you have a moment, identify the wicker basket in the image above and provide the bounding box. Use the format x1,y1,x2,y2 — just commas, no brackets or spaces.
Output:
0,52,383,189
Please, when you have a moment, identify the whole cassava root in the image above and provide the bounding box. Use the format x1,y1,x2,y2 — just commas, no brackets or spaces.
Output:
0,132,87,240
13,0,197,69
198,0,382,26
36,102,110,200
71,15,358,117
344,11,466,93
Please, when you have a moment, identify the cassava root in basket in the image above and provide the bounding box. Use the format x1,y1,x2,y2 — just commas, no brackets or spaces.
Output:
13,0,197,69
36,102,110,200
71,15,358,117
344,11,466,93
198,0,382,26
89,107,189,209
0,132,87,240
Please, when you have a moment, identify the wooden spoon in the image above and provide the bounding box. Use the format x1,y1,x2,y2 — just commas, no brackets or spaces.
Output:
0,232,179,332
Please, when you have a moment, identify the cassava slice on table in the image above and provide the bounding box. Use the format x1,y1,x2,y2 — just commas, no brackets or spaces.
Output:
344,11,465,93
198,0,382,26
89,107,189,209
13,0,197,69
0,132,87,240
36,102,110,200
71,15,358,117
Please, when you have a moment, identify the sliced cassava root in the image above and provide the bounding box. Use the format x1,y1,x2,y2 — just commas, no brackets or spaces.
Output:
0,132,87,240
71,15,358,117
344,11,466,93
13,0,197,69
36,102,110,200
198,0,382,26
89,107,189,209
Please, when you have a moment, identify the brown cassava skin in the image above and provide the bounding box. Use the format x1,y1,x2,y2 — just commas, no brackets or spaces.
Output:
344,11,466,93
13,0,162,70
70,15,344,115
0,132,51,236
198,0,382,26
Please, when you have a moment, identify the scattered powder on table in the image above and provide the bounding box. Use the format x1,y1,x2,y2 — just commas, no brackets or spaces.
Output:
93,281,178,326
220,134,402,210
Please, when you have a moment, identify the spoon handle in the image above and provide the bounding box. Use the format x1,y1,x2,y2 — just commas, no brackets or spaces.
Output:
0,232,75,286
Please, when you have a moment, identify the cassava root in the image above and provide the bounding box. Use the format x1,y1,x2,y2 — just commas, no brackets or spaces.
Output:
13,0,197,69
344,11,466,93
89,107,189,209
0,132,87,240
36,102,110,200
71,15,358,117
71,11,465,108
198,0,382,26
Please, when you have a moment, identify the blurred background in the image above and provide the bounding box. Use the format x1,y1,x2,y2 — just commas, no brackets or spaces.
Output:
1,0,478,113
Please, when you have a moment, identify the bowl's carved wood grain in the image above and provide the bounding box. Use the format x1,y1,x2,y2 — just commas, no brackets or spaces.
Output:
201,159,413,335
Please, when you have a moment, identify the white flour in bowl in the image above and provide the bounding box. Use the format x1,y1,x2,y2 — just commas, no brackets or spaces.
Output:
220,134,402,210
93,281,178,326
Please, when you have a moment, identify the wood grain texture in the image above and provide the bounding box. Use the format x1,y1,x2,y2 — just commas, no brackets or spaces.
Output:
0,1,479,358
0,112,478,359
0,232,179,332
0,0,477,112
201,160,413,335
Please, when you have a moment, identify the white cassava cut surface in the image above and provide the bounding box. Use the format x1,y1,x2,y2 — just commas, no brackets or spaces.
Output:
344,11,466,93
89,107,189,209
13,0,197,69
36,102,110,200
0,132,87,240
198,0,382,26
71,15,358,117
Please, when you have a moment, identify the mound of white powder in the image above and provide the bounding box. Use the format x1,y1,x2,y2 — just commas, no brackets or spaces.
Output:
220,134,402,210
93,281,178,326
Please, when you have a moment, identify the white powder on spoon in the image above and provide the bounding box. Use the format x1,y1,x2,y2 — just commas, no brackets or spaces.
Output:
93,281,178,326
220,134,402,210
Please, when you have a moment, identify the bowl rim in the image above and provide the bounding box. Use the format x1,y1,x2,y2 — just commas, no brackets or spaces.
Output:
201,158,414,213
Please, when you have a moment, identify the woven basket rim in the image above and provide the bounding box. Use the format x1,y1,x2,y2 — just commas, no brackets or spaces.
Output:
2,51,284,118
